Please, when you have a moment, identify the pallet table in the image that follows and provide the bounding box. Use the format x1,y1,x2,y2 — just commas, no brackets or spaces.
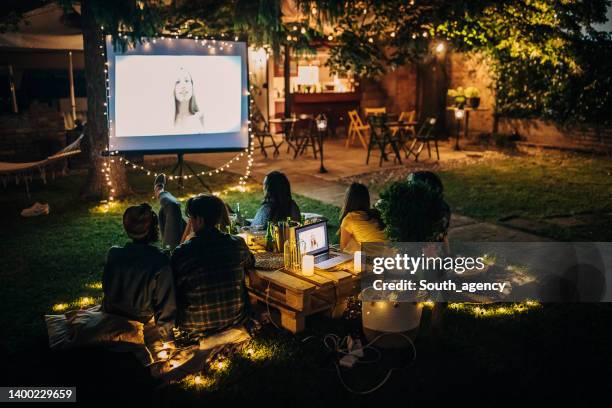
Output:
246,259,362,333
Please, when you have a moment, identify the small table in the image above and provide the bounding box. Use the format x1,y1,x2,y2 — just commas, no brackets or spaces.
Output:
269,117,301,157
246,250,361,333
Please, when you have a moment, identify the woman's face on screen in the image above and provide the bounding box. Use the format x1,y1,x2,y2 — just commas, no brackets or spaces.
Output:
174,70,193,103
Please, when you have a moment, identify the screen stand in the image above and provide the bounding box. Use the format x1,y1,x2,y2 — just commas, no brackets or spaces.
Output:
170,153,212,193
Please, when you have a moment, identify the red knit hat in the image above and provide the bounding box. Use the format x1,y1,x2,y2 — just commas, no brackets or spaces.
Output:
122,203,158,241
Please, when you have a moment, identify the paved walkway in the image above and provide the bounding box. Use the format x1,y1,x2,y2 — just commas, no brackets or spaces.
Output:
168,138,549,242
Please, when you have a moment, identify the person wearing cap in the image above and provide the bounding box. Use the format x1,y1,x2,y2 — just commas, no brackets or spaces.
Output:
102,203,177,341
171,194,254,337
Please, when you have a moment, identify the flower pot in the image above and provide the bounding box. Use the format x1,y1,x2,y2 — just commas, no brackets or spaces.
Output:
454,95,466,109
361,288,425,348
468,97,480,109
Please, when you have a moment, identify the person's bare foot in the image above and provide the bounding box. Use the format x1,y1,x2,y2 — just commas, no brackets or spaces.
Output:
154,173,166,199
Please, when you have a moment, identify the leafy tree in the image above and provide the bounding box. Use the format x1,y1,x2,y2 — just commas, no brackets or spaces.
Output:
305,0,612,125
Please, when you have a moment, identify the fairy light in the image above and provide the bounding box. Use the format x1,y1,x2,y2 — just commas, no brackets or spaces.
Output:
100,32,256,194
97,26,115,209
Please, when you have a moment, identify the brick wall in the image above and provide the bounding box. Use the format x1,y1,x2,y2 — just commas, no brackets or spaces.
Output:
447,52,496,134
499,119,612,153
0,103,66,162
378,64,418,114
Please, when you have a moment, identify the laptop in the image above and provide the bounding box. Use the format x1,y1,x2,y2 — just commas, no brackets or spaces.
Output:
295,220,352,270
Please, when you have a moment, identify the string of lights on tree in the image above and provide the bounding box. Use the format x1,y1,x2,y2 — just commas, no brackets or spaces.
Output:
99,28,257,206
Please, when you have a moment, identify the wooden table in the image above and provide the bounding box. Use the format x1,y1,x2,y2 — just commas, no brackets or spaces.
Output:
269,117,300,157
246,250,361,333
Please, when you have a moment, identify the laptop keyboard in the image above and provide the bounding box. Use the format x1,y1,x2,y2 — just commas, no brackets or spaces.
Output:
315,253,335,262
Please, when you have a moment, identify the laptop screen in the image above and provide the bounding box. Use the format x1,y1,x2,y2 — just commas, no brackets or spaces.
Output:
295,221,328,256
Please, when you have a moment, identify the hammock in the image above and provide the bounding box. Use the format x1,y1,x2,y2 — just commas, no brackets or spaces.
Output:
0,134,84,196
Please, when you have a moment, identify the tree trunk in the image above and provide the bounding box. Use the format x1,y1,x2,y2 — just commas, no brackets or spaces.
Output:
81,0,132,199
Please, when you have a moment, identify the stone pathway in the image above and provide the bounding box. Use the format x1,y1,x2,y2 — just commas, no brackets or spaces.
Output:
177,138,551,242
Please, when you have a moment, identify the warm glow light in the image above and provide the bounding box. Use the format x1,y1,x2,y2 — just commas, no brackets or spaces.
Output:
354,251,363,273
302,255,314,276
77,297,95,307
435,42,445,53
86,282,103,290
52,303,68,312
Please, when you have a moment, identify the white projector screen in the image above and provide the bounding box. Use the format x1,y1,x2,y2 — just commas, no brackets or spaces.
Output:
106,37,249,153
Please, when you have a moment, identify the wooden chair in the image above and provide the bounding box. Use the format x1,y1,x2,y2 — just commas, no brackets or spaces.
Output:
346,110,370,149
406,117,440,162
398,110,417,137
364,107,387,117
390,110,417,158
252,109,281,158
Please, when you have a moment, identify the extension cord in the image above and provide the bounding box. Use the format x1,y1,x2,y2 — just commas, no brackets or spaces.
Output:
349,339,364,358
304,332,417,394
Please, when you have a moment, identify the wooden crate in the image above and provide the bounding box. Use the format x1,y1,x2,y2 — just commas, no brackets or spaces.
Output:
247,287,331,333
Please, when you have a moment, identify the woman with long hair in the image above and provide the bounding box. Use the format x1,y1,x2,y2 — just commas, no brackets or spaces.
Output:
252,171,301,227
339,182,386,251
173,67,204,133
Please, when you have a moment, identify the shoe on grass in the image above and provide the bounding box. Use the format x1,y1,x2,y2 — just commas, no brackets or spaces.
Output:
21,202,50,217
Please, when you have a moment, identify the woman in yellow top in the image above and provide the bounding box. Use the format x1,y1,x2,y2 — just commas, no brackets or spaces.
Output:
339,182,387,252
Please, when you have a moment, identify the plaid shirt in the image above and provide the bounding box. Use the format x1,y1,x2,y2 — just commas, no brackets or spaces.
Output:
171,226,254,336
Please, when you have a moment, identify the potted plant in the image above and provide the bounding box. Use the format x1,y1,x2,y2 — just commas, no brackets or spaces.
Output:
465,86,481,109
447,87,466,108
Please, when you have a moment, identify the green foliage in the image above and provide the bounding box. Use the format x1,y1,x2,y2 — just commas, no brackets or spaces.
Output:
378,179,447,242
11,1,612,124
311,0,612,125
464,86,480,98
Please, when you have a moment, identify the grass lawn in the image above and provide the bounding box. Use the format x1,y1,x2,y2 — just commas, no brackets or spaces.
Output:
1,159,611,405
430,151,611,241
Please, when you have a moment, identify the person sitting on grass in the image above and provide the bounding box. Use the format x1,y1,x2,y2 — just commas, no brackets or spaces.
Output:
171,194,255,337
251,171,301,227
339,182,387,252
154,173,186,250
102,203,177,342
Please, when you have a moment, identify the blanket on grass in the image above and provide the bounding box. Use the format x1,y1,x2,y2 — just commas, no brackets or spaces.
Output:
45,305,251,382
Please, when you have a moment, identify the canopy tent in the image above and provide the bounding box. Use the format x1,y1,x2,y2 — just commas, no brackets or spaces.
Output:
0,3,84,127
0,3,83,51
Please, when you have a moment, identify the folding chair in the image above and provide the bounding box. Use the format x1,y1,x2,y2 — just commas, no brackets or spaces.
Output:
293,115,319,159
406,117,440,162
252,109,281,158
346,110,370,149
396,111,416,137
391,110,417,158
366,115,403,167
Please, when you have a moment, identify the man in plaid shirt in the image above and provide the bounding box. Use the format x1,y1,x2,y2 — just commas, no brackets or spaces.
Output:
171,194,254,337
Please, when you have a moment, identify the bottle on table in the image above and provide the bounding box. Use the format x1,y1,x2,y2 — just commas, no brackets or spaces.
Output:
265,222,275,252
